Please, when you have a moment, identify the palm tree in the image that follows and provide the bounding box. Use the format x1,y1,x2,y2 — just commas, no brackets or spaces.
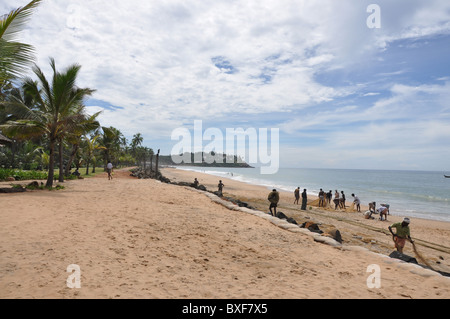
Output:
64,111,101,177
98,126,124,168
0,0,42,88
82,134,104,175
131,133,143,150
0,58,95,187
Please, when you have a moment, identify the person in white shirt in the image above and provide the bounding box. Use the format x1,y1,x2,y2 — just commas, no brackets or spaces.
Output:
377,206,388,221
106,162,113,180
351,193,361,212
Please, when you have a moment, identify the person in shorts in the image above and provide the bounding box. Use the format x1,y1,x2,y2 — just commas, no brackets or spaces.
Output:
389,218,414,253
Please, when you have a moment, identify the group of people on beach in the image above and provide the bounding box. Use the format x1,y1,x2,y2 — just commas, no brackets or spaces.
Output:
273,187,414,254
291,187,393,222
364,202,390,221
293,187,308,210
293,188,350,211
191,177,414,255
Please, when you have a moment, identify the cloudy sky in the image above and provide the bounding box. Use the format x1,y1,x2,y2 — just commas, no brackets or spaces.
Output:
2,0,450,171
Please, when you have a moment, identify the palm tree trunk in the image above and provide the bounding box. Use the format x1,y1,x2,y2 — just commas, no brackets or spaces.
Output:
58,140,64,182
85,158,90,175
65,144,79,177
46,138,55,188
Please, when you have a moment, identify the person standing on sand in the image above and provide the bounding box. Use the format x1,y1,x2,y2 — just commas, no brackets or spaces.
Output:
193,178,199,189
301,189,307,210
106,162,113,180
326,190,332,207
340,191,346,209
218,180,224,197
334,190,340,210
268,189,280,216
352,193,361,212
294,187,300,205
318,189,325,207
389,218,414,253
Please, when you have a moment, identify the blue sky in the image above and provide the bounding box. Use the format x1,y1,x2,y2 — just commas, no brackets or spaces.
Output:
2,0,450,171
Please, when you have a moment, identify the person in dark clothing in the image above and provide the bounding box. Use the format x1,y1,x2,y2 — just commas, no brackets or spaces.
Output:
268,189,280,216
340,191,346,209
301,189,307,210
218,180,224,197
326,190,332,207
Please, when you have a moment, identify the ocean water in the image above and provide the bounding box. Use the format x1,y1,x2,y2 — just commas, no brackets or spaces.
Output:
175,166,450,222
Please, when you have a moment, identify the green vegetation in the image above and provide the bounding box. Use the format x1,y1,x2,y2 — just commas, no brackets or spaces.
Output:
0,168,46,181
0,1,155,186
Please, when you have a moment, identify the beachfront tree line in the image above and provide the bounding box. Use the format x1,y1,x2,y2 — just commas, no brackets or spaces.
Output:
0,0,153,187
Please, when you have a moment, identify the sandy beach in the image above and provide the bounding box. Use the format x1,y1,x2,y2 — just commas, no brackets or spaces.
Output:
1,167,449,299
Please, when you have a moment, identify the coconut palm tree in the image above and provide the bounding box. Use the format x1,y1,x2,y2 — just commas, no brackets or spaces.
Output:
131,133,143,151
0,58,95,187
0,0,42,88
82,134,104,175
98,126,124,167
64,111,101,177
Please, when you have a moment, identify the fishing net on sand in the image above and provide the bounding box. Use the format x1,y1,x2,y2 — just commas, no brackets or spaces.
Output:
412,242,434,270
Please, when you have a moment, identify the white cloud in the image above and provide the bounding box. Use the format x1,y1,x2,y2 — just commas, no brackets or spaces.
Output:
1,0,449,169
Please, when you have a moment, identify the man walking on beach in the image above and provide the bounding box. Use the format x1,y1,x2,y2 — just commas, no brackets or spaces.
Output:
268,189,280,216
106,162,113,180
389,218,414,254
294,187,300,205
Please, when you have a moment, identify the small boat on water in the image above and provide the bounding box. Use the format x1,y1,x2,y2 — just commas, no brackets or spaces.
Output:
445,175,450,178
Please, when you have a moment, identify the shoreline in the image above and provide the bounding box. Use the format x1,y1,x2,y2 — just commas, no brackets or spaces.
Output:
1,167,449,299
167,166,450,223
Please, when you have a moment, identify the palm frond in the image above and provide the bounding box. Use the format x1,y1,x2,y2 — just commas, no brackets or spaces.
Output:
0,0,43,41
0,0,43,83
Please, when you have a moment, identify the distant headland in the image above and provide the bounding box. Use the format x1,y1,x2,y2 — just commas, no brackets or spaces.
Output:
158,152,253,168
